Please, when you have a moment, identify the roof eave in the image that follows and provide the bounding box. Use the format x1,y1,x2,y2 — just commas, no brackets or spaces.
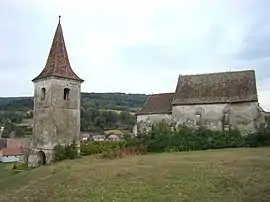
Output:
32,75,84,83
172,99,259,106
135,110,172,116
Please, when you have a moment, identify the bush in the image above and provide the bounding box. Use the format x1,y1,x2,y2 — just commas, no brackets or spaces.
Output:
80,139,148,159
80,140,127,156
53,141,79,162
246,123,270,147
99,145,148,159
136,122,250,153
12,162,29,171
56,122,270,161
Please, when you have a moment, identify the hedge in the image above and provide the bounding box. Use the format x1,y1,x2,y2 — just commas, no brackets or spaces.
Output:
53,122,270,162
136,121,270,153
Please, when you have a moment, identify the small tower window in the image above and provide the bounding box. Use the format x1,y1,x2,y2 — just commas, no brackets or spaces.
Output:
64,88,70,100
41,88,46,100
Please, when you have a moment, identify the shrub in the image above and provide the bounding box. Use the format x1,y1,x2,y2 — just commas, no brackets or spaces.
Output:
55,122,270,161
80,140,127,156
53,141,79,162
136,122,248,153
80,139,148,159
12,162,29,171
99,144,148,159
246,123,270,147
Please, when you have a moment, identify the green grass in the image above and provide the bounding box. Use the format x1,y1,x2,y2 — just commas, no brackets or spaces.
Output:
1,148,270,202
0,163,13,178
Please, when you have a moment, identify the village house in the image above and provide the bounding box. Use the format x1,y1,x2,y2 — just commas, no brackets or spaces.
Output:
92,135,106,141
0,148,25,163
107,134,120,141
80,132,90,141
134,70,268,136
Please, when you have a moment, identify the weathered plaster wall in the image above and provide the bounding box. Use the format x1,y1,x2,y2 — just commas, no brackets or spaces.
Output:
263,112,270,122
135,114,172,134
32,77,81,153
172,102,263,135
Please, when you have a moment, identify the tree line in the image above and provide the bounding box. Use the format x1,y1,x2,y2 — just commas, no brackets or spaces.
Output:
0,93,148,112
80,104,136,132
0,93,148,137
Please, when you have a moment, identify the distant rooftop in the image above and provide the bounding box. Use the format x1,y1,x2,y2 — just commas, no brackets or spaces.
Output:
136,93,174,115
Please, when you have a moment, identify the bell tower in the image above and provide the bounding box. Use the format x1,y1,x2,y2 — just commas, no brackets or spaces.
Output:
28,16,84,167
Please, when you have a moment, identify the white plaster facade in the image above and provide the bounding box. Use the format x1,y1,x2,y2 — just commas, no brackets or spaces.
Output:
1,154,25,163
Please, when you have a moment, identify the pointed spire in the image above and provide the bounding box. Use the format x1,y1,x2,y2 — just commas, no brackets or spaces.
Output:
32,16,83,82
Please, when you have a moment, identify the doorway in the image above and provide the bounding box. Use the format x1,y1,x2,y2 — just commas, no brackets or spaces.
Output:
37,150,46,166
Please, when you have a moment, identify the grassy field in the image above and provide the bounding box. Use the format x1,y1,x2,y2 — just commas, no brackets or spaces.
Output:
1,148,270,202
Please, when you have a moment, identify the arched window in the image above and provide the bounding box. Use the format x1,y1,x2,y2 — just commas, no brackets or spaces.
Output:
41,88,46,100
64,88,70,100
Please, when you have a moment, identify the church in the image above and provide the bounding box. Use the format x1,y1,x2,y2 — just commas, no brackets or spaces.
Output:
134,70,268,136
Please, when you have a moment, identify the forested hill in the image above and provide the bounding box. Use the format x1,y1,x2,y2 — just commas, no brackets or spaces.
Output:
0,93,148,112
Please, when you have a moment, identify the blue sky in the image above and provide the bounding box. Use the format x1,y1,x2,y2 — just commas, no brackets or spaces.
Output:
1,0,270,110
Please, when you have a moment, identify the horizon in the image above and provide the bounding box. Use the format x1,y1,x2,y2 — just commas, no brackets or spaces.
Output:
0,92,150,98
1,0,270,111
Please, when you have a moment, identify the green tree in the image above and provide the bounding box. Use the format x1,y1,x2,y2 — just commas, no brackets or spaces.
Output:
94,116,106,129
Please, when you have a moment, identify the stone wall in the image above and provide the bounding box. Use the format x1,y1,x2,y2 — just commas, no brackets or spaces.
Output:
135,114,172,135
28,148,54,168
31,77,81,161
263,112,270,122
172,102,264,135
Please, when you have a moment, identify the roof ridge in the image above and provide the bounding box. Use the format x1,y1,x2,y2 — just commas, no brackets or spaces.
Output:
179,69,255,77
151,92,174,96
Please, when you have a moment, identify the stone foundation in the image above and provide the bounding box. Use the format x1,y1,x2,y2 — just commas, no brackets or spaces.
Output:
27,148,54,168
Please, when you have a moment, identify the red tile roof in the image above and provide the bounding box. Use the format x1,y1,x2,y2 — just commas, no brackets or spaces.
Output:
136,93,174,115
32,17,83,82
1,148,24,156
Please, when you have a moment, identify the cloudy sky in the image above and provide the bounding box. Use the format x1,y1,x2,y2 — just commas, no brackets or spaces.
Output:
1,0,270,110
